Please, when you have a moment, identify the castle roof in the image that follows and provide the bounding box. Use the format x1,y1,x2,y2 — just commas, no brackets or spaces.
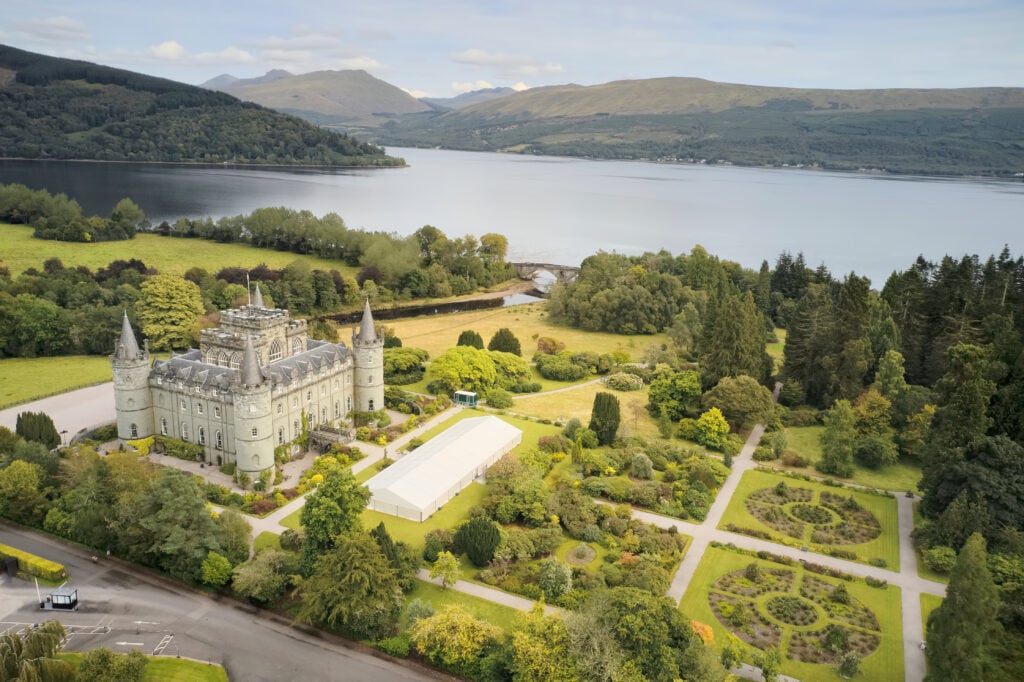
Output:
240,336,264,387
264,340,351,386
151,353,235,390
357,298,377,343
116,312,141,359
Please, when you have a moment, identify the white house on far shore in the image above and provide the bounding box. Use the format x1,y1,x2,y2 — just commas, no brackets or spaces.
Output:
366,416,522,521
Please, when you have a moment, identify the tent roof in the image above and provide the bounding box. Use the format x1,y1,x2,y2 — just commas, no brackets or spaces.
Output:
367,416,521,512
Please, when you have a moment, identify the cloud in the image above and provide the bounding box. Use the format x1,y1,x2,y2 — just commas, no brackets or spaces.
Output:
511,82,530,91
13,15,90,43
147,41,254,65
336,56,386,72
451,79,494,94
450,48,563,76
402,87,430,98
254,29,341,51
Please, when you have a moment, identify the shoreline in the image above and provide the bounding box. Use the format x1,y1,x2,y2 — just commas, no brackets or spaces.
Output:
0,157,407,170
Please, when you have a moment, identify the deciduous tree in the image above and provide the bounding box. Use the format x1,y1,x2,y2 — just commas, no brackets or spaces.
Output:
299,464,370,570
430,550,460,589
136,273,204,351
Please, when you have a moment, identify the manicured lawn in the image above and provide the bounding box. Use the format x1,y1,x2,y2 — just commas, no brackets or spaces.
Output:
718,469,900,569
512,382,660,439
0,355,113,409
920,593,943,635
679,545,904,682
767,328,787,372
413,408,562,458
253,531,281,553
778,426,923,493
402,579,520,632
359,482,489,554
388,301,666,362
0,223,355,277
554,538,611,570
59,652,228,681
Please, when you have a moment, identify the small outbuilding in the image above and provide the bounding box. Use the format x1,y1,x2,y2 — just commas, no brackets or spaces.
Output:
366,415,522,521
453,390,478,407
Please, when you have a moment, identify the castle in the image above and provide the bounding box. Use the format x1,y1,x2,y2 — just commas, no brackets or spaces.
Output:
111,288,384,474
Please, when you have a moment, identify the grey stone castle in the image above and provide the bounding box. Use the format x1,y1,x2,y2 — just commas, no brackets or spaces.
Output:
111,288,384,474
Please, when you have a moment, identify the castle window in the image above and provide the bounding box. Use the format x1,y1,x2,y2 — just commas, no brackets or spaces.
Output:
180,399,186,411
276,403,283,415
218,351,228,367
215,406,221,418
369,376,372,384
253,455,260,467
197,403,203,415
278,428,284,445
334,402,340,419
306,390,312,401
291,338,303,355
181,423,189,441
346,397,351,412
368,399,374,411
160,418,167,436
229,353,241,370
269,340,283,362
215,430,223,449
294,420,299,435
292,396,298,407
199,427,206,445
322,407,327,423
251,426,258,437
130,423,138,438
321,384,326,395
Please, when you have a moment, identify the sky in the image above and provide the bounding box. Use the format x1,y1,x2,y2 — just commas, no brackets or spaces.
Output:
1,1,1021,97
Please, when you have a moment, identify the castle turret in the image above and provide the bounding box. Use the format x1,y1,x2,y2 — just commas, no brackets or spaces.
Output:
111,312,153,441
252,283,265,309
233,336,274,474
351,299,384,412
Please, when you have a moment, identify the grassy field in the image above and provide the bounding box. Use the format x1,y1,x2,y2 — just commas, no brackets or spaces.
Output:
412,408,561,456
0,223,355,277
388,301,666,362
402,579,520,632
920,593,943,635
679,545,904,682
778,426,923,493
59,652,229,681
511,382,660,439
719,468,900,569
0,355,113,409
767,328,787,372
253,531,282,553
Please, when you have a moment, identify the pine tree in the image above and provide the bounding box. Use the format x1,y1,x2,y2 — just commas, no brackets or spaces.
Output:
701,291,770,386
589,392,621,446
487,327,522,355
818,400,856,477
925,533,1001,681
456,330,484,349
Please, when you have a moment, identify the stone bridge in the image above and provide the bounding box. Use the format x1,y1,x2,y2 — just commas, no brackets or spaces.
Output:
510,262,581,284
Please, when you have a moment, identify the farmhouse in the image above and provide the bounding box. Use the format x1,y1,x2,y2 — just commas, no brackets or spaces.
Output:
367,416,522,521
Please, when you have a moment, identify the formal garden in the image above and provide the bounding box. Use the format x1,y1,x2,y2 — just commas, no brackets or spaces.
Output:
680,545,904,681
719,469,900,569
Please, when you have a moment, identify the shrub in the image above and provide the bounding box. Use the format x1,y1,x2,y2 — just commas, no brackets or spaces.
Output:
535,352,589,381
538,434,570,454
0,543,66,582
785,407,821,427
744,562,762,582
779,451,808,467
280,528,304,553
405,598,435,624
601,372,644,391
510,382,542,393
869,558,887,568
922,546,957,573
630,453,654,480
486,388,514,409
830,582,850,604
865,576,888,588
377,634,411,658
537,558,572,599
752,445,777,462
423,529,455,562
454,517,501,567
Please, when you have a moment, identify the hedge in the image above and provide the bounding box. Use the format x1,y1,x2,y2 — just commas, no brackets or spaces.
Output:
127,436,155,457
0,544,67,582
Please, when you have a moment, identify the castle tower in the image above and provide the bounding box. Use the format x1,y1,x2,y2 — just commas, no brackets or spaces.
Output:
351,299,385,412
232,336,274,474
110,312,153,441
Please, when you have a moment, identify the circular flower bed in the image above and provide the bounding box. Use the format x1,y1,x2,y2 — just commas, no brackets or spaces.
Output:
743,486,882,546
766,595,819,626
788,503,839,526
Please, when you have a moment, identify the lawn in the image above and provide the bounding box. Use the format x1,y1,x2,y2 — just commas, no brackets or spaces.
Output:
387,301,666,362
719,468,900,569
767,328,787,372
59,652,228,681
679,545,904,682
920,593,943,635
512,381,660,439
254,531,281,553
778,426,923,493
402,579,520,632
0,355,113,409
0,223,355,277
412,408,561,457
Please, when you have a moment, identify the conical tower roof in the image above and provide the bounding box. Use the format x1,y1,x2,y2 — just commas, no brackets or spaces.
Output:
357,298,377,342
253,283,265,308
240,336,264,387
117,311,141,359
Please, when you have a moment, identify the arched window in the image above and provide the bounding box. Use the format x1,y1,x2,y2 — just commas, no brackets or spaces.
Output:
228,353,240,369
181,423,189,441
251,426,258,437
368,399,374,411
198,427,206,445
269,339,283,362
215,430,223,449
278,428,285,445
291,338,303,355
218,351,229,367
160,417,167,436
130,423,138,438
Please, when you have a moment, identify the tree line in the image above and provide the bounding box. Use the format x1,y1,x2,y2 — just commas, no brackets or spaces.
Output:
0,182,148,242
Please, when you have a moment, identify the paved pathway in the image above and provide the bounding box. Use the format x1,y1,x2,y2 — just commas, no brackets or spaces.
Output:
0,382,114,442
415,569,562,616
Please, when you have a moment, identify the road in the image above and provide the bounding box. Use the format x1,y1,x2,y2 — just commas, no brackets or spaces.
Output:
0,524,443,682
0,382,115,441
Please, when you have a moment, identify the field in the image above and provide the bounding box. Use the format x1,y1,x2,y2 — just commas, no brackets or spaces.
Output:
767,328,786,372
0,223,355,277
387,301,666,362
402,579,520,632
59,652,229,681
778,426,923,493
719,469,900,569
253,531,282,553
0,355,113,409
511,381,660,439
679,545,903,681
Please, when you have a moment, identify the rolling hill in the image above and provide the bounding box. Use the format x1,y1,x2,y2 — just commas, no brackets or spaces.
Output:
206,69,431,125
370,77,1024,176
0,45,403,166
421,86,517,111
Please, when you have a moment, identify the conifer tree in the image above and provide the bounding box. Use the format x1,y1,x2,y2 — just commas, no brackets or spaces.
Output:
487,327,522,355
456,330,484,349
589,392,621,446
925,533,1001,681
818,399,856,477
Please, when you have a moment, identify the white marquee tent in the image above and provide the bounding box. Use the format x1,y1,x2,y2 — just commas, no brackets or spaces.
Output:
366,415,522,521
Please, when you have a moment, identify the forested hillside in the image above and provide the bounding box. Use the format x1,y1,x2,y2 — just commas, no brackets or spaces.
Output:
0,45,403,166
371,77,1024,176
